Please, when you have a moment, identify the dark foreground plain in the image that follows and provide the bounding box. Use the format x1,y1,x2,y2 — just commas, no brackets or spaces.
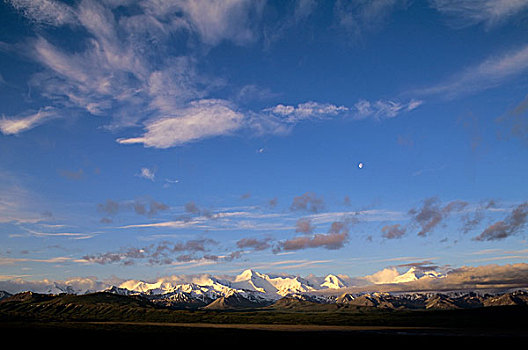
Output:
2,320,527,347
1,292,527,346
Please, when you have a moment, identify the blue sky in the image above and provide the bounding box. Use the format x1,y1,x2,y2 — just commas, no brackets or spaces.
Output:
1,0,528,283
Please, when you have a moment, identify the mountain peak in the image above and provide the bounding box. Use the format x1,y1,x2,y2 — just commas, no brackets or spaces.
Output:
241,268,256,277
321,274,347,289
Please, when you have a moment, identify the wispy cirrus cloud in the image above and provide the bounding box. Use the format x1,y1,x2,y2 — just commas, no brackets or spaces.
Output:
430,0,528,28
3,0,424,147
117,99,245,148
255,99,422,135
6,0,78,27
334,0,407,39
0,107,59,135
418,43,528,98
0,256,75,265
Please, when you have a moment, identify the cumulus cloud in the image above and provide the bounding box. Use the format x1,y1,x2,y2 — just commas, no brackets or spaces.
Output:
358,262,528,292
363,267,401,284
474,202,528,241
183,201,213,218
408,197,468,236
97,199,120,216
260,99,422,130
497,93,528,145
81,239,220,265
381,223,407,239
263,101,349,123
236,237,272,251
290,192,325,213
295,217,315,234
96,198,169,217
401,263,528,292
277,232,349,251
275,219,350,252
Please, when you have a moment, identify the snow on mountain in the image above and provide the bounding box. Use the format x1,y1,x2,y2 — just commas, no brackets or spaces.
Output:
365,267,446,285
118,280,176,295
111,269,318,300
393,267,445,284
107,268,445,299
1,267,447,299
320,274,347,289
231,269,316,297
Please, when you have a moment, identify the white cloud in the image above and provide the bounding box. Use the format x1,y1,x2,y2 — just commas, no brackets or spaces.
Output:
352,99,423,120
334,0,405,38
430,0,528,28
264,101,349,123
363,267,400,284
171,0,267,45
264,99,422,124
0,107,58,135
117,99,245,148
137,167,156,181
6,0,77,26
5,0,423,147
419,43,528,98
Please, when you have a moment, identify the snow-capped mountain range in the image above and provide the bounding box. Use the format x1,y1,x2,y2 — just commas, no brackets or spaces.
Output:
115,269,331,300
2,267,446,298
106,267,444,300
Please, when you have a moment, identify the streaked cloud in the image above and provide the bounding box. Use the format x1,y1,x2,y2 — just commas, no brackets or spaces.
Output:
165,0,267,46
6,0,78,27
418,43,528,98
117,99,245,148
0,107,58,135
334,0,407,39
0,256,75,265
430,0,528,28
352,98,422,120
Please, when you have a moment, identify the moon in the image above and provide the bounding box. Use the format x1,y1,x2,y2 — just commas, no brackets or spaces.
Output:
358,162,364,169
